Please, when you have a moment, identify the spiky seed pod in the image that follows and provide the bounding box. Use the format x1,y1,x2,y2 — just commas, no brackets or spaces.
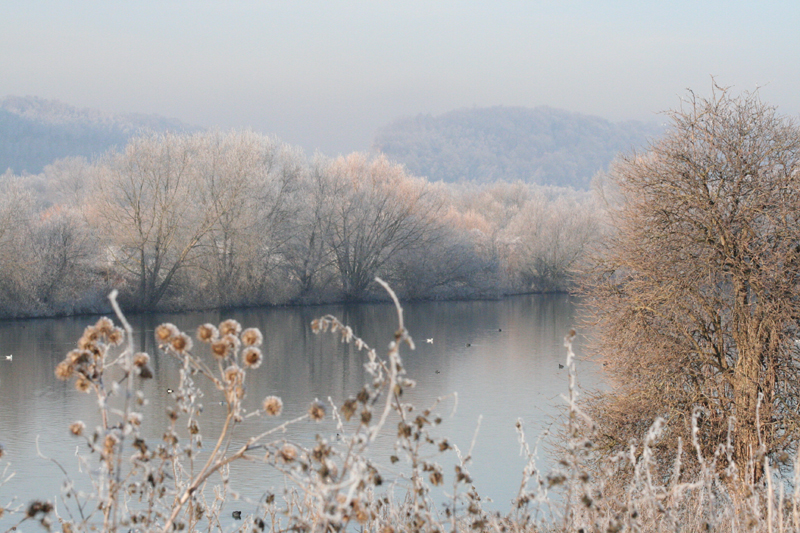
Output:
219,319,242,337
342,398,358,421
222,334,241,351
241,328,263,347
224,365,243,385
210,338,230,359
77,335,95,351
242,347,263,369
133,352,150,367
103,433,119,457
107,327,124,346
128,412,143,426
25,501,52,518
95,317,115,336
171,333,192,354
67,349,89,365
262,396,283,416
69,421,85,436
81,326,100,344
155,323,179,344
196,323,218,343
309,400,326,422
55,360,74,380
75,376,91,393
279,444,297,462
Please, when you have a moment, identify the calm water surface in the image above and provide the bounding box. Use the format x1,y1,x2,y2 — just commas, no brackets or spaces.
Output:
0,294,603,528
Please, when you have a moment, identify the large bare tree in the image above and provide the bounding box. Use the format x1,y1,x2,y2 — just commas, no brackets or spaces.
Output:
585,88,800,482
193,131,300,306
91,133,215,310
325,154,437,300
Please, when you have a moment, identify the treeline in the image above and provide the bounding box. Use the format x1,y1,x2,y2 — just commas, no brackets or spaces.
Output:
0,130,602,317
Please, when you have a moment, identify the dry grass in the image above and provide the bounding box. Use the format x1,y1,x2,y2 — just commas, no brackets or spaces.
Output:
0,280,796,532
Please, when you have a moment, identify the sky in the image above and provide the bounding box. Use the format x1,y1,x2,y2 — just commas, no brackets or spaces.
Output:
2,1,799,156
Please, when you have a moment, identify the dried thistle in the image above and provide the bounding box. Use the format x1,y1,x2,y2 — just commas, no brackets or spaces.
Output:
263,396,283,416
219,318,242,337
210,338,231,359
155,323,179,344
196,323,218,343
107,327,124,346
75,376,91,393
170,333,193,354
241,327,263,347
223,365,243,385
242,347,263,369
55,360,74,380
279,443,298,463
308,400,326,422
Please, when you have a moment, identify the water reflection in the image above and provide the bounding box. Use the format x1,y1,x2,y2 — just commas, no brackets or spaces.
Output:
0,294,602,526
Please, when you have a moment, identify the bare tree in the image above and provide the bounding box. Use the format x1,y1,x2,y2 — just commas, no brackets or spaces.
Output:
281,156,338,299
0,174,37,313
325,154,438,300
192,131,300,306
504,191,599,292
584,88,800,481
90,133,216,310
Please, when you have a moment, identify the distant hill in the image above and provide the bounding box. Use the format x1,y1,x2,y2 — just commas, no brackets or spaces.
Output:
373,106,663,189
0,96,198,174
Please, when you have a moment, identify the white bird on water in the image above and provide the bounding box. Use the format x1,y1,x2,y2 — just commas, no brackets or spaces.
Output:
4,355,11,361
426,338,433,344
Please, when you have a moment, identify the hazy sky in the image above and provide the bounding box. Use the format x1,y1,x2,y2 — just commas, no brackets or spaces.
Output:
2,1,798,155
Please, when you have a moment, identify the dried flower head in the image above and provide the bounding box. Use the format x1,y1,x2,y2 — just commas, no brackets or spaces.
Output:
242,347,263,369
219,319,242,337
107,327,124,346
224,365,243,385
128,412,143,426
25,501,52,518
80,325,100,344
308,400,326,422
133,352,150,367
223,333,241,351
103,433,119,457
171,333,193,354
69,421,85,436
241,328,263,347
279,443,297,463
210,338,231,359
75,376,91,393
155,323,180,344
67,349,90,365
263,396,283,416
77,333,96,351
55,360,74,381
95,317,115,335
342,398,358,421
196,323,218,343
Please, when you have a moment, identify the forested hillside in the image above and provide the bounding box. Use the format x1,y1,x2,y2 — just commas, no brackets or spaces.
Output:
373,106,663,188
0,96,197,174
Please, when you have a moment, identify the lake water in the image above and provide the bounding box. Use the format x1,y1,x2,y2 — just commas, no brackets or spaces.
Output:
0,294,603,528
